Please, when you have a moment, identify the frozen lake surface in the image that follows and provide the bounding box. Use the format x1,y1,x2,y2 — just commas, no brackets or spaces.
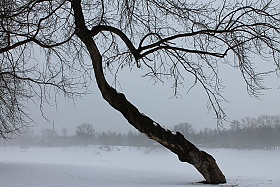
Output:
0,146,279,187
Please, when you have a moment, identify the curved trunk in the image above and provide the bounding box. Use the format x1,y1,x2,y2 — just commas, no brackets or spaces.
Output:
72,2,226,181
83,37,226,184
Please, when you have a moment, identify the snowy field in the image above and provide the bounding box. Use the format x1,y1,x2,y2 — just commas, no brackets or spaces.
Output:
0,145,279,187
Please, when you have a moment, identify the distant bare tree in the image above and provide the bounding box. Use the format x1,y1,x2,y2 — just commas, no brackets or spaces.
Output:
173,123,195,135
61,128,68,137
76,123,95,138
1,0,280,184
76,123,95,146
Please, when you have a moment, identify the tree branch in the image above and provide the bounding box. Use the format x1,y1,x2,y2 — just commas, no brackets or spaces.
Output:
90,25,139,60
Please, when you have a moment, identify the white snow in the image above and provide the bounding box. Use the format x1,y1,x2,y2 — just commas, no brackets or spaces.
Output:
0,146,279,187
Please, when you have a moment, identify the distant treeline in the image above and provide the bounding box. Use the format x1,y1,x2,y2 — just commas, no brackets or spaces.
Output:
2,127,155,147
175,115,280,149
2,115,280,149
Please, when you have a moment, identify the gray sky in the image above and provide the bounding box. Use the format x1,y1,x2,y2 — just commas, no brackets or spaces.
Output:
30,60,280,135
29,0,280,136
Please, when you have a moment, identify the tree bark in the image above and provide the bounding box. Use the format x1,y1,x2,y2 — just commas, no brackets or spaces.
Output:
72,0,226,184
85,37,226,184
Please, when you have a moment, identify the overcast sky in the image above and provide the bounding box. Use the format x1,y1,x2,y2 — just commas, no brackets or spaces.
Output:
29,59,280,136
29,1,280,136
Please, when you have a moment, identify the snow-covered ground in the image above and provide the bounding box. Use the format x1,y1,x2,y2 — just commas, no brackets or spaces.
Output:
0,145,279,187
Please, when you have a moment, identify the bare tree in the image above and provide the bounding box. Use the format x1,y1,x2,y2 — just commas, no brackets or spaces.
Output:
76,123,95,138
1,0,279,184
76,123,95,146
61,128,68,137
0,0,88,138
173,123,195,135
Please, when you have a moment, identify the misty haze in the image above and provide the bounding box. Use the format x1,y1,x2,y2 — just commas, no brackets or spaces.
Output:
1,115,280,186
1,0,280,186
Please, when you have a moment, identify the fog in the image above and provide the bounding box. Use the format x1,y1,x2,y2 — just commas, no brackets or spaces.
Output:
19,0,280,136
1,144,279,187
2,114,280,186
3,114,279,150
28,60,280,136
1,0,280,186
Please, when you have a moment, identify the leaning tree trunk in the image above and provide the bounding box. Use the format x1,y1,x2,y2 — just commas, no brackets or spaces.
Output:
86,39,226,184
72,1,226,184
